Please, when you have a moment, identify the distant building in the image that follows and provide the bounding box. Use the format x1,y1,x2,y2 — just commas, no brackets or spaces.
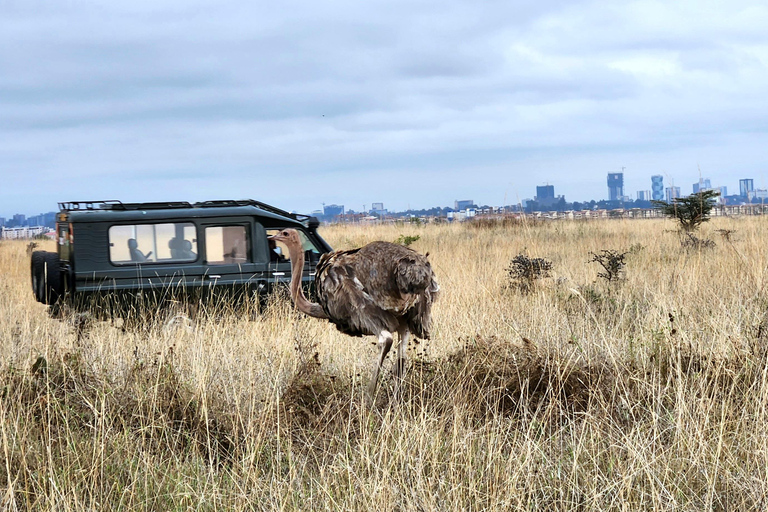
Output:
26,211,56,228
454,199,474,211
322,204,344,217
11,214,26,227
536,185,555,201
370,202,387,215
740,179,755,199
692,178,712,194
651,175,664,200
607,173,624,201
711,187,727,203
447,209,476,222
0,217,5,227
665,186,681,203
0,226,49,239
636,190,652,201
534,185,564,208
755,189,768,200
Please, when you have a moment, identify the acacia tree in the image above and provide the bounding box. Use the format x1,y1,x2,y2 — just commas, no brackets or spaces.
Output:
652,189,720,232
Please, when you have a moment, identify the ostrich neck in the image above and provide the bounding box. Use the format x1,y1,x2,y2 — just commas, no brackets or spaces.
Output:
285,242,327,319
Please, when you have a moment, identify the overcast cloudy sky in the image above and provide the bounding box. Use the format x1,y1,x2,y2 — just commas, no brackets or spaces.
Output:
2,0,767,217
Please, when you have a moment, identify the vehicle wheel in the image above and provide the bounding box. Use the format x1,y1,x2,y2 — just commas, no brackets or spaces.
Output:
31,251,64,305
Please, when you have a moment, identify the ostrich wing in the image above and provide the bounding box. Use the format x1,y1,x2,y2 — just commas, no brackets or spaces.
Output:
316,249,400,337
316,243,439,339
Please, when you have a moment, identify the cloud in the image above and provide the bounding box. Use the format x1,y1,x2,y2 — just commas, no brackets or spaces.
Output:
2,0,767,217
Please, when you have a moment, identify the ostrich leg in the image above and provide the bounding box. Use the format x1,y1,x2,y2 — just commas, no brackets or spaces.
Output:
368,330,394,398
394,327,410,378
393,327,410,399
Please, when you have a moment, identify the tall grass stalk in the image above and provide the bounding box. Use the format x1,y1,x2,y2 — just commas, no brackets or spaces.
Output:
1,217,766,510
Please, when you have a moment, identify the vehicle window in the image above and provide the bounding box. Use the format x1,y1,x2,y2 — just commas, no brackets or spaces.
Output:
109,223,197,265
265,229,321,264
205,225,250,264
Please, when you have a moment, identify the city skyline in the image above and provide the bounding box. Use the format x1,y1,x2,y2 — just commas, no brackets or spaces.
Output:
1,165,762,219
1,171,759,222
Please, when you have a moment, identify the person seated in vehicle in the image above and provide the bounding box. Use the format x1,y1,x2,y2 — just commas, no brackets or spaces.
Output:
169,237,197,260
168,237,182,259
128,238,152,262
180,239,197,260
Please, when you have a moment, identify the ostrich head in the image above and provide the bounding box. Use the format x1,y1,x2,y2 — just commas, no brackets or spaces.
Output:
268,228,301,249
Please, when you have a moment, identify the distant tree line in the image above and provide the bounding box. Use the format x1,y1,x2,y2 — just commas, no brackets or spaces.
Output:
524,199,655,213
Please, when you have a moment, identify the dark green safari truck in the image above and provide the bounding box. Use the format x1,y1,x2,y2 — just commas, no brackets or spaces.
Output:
30,199,331,313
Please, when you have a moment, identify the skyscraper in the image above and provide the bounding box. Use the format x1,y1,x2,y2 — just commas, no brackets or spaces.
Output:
637,190,652,201
665,186,681,203
535,185,555,201
607,173,624,201
740,179,754,199
693,178,711,194
651,175,664,200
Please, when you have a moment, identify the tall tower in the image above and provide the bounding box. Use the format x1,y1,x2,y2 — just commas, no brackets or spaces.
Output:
651,175,664,200
607,172,624,201
665,186,681,203
535,185,555,201
740,178,754,199
693,178,711,194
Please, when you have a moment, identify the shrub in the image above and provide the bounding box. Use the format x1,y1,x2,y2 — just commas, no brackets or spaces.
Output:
681,232,716,250
589,249,628,282
394,234,420,247
507,254,553,292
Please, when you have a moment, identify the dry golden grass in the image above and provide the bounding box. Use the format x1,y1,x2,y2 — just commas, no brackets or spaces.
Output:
1,216,768,510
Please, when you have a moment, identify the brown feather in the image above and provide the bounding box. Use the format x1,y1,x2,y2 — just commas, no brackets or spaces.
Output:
315,241,439,339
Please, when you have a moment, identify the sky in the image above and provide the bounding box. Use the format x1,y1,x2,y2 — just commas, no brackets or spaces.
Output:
2,0,767,217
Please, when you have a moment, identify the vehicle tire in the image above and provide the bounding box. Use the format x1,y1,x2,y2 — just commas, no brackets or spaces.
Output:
30,251,64,305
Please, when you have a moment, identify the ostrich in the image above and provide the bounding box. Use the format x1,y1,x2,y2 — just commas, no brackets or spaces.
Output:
268,229,439,396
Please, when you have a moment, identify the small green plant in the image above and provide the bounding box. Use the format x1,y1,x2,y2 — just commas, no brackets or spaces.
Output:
652,189,720,232
507,254,553,292
589,249,628,282
394,234,420,247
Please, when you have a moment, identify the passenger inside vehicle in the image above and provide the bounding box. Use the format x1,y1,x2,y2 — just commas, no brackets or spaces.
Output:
128,238,152,262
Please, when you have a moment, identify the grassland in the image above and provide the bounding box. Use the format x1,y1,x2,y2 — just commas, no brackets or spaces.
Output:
1,216,767,510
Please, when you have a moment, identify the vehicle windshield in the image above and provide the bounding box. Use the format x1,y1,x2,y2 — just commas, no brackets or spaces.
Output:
266,229,320,264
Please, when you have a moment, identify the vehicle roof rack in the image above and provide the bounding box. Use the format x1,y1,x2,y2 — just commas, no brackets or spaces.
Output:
59,200,195,211
194,199,310,222
58,200,125,211
58,199,318,225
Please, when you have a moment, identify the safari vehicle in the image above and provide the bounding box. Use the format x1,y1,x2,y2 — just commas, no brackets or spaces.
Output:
30,199,331,311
